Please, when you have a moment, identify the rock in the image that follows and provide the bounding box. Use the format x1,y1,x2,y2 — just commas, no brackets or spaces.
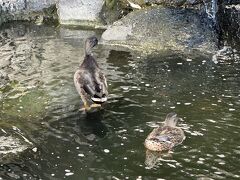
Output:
218,3,240,50
0,127,33,162
101,6,216,54
57,0,105,27
0,70,9,89
145,0,187,6
26,0,56,11
0,0,57,25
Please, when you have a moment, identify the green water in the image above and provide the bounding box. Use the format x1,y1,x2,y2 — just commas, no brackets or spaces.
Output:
0,23,240,179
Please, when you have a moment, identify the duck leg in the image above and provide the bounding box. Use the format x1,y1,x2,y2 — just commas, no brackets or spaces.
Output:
79,93,90,111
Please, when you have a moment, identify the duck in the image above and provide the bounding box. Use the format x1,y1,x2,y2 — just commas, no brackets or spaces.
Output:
144,112,185,152
74,36,108,111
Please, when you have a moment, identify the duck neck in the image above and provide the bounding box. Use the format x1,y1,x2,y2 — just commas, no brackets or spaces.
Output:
85,46,92,56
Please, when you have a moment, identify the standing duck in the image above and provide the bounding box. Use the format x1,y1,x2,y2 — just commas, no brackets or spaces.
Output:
74,36,108,111
144,112,185,152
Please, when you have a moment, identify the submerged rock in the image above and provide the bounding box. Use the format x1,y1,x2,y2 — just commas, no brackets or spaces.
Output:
0,127,33,162
57,0,105,27
101,6,216,54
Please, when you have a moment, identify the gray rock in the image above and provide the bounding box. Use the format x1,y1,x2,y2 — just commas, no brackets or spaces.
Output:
0,0,56,25
57,0,105,26
101,6,216,54
26,0,56,11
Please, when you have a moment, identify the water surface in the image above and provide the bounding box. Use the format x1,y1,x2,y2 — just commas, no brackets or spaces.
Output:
0,23,240,179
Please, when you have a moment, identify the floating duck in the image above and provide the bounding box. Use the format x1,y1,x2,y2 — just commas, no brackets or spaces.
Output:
144,112,185,152
74,36,108,111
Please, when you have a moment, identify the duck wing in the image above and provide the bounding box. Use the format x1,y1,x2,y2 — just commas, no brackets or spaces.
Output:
75,68,108,104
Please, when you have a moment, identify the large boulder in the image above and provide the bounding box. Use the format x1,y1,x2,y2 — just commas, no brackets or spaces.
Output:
57,0,105,27
101,6,217,54
0,0,57,25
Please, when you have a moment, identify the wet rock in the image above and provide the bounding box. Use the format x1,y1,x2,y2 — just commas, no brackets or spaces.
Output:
0,127,33,162
0,70,9,89
0,0,57,25
101,6,216,54
57,0,105,27
218,3,240,50
146,0,187,6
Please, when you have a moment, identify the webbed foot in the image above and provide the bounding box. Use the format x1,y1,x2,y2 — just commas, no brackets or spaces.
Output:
90,104,102,108
79,102,90,111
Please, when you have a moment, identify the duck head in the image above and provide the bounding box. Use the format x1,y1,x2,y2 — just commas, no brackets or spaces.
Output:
164,112,178,127
85,36,98,55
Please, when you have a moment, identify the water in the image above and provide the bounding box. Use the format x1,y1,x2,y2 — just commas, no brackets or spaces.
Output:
0,22,240,179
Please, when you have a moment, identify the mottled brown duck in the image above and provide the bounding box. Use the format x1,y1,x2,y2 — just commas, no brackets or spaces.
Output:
144,112,185,152
74,36,108,111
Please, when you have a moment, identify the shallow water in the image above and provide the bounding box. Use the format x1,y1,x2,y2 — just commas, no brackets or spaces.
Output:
0,23,240,179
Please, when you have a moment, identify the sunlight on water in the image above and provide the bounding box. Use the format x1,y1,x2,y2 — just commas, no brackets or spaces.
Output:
0,22,240,179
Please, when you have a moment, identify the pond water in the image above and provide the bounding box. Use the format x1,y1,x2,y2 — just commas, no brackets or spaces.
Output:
0,23,240,179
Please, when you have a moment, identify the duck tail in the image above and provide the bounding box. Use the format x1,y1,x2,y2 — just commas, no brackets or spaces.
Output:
91,94,107,104
165,112,178,127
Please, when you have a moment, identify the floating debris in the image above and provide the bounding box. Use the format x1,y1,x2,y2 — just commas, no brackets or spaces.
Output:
65,172,74,176
104,149,110,153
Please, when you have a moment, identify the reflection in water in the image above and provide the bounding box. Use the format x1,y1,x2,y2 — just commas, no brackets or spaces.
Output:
145,150,174,169
0,22,240,179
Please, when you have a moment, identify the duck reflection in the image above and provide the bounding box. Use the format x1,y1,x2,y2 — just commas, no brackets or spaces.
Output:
77,110,108,139
145,149,174,169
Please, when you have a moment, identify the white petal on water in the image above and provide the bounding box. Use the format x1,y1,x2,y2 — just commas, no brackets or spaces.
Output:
170,106,175,109
145,84,150,87
78,154,85,157
167,163,176,168
207,119,216,123
104,149,110,153
186,58,192,62
65,172,74,176
217,154,225,158
65,169,70,172
136,176,142,180
51,174,55,177
32,147,37,152
229,108,235,111
122,86,129,90
184,102,191,105
152,100,156,103
197,160,204,164
177,62,183,65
